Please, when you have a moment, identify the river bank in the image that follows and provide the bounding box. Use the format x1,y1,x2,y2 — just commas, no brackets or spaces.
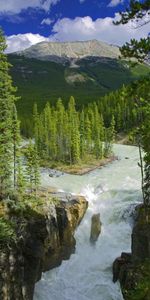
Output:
55,155,117,175
41,155,117,176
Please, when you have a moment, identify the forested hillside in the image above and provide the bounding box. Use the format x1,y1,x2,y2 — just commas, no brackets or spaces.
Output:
8,54,149,120
20,74,150,138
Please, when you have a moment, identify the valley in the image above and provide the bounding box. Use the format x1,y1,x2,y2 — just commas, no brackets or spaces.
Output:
8,40,150,118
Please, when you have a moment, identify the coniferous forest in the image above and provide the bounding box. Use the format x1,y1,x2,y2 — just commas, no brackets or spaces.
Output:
0,25,150,198
32,98,115,165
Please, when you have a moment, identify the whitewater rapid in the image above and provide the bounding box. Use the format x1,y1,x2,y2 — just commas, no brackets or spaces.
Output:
34,144,142,300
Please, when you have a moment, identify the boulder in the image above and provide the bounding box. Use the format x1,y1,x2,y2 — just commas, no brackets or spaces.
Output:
113,253,132,283
90,213,102,244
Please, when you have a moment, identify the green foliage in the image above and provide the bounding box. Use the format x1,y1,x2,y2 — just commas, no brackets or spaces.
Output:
120,38,150,62
104,115,116,157
0,217,16,245
7,54,150,125
12,103,21,189
25,140,40,194
115,0,150,61
33,98,114,165
123,260,150,300
140,99,150,208
115,0,150,25
0,30,31,200
0,30,18,198
117,0,150,210
32,75,150,166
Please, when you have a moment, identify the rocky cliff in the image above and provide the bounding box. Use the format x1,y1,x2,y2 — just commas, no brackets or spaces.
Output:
113,205,150,300
0,192,88,300
17,40,120,63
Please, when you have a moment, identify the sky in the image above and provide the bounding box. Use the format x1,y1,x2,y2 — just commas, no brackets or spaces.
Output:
0,0,149,53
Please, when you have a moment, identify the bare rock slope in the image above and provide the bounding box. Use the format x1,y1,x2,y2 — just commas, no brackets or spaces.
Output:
18,40,120,63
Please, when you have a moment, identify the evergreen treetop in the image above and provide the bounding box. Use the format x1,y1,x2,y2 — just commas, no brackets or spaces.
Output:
115,0,150,61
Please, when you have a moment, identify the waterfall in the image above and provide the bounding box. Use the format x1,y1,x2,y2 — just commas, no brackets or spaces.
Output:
34,144,142,300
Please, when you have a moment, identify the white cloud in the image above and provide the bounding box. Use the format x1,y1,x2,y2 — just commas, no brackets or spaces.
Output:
6,14,150,53
0,0,60,14
51,15,150,46
6,33,49,53
41,18,54,25
107,0,124,7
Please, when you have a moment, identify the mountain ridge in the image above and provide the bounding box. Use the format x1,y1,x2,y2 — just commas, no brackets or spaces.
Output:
17,40,120,63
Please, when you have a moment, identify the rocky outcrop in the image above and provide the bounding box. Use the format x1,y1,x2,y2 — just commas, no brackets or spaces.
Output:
0,193,88,300
132,216,150,262
113,205,150,299
90,213,102,244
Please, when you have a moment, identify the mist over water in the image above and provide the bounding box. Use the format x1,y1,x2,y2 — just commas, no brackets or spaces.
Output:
34,144,142,300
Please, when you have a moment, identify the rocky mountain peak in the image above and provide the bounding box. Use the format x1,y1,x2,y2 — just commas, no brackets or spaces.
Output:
17,40,120,63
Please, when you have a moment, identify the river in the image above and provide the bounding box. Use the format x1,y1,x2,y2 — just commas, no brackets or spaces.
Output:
34,144,142,300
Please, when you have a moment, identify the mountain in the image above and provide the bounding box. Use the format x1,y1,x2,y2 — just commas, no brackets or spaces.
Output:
17,40,120,63
8,40,150,120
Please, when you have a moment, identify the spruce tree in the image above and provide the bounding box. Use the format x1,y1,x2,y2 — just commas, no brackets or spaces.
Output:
33,103,40,148
26,140,40,195
85,114,92,154
56,99,65,160
68,97,80,164
80,110,86,159
11,103,21,189
17,159,26,196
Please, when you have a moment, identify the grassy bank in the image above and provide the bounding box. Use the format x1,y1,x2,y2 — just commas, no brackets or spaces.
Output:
40,154,117,175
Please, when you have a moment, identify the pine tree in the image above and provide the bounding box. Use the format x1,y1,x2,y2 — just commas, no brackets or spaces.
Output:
17,159,26,196
104,115,116,157
85,114,92,154
68,97,80,164
63,111,70,161
80,110,86,159
50,112,57,160
56,99,65,160
72,114,80,163
115,0,150,62
110,115,116,144
26,140,40,195
33,103,40,147
11,104,21,189
93,103,102,159
0,30,17,199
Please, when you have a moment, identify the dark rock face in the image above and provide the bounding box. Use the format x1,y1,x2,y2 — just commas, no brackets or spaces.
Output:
112,253,132,284
132,222,150,261
112,205,150,299
0,195,88,300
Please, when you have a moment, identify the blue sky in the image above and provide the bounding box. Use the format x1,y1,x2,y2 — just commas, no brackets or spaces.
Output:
0,0,149,53
0,0,127,36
